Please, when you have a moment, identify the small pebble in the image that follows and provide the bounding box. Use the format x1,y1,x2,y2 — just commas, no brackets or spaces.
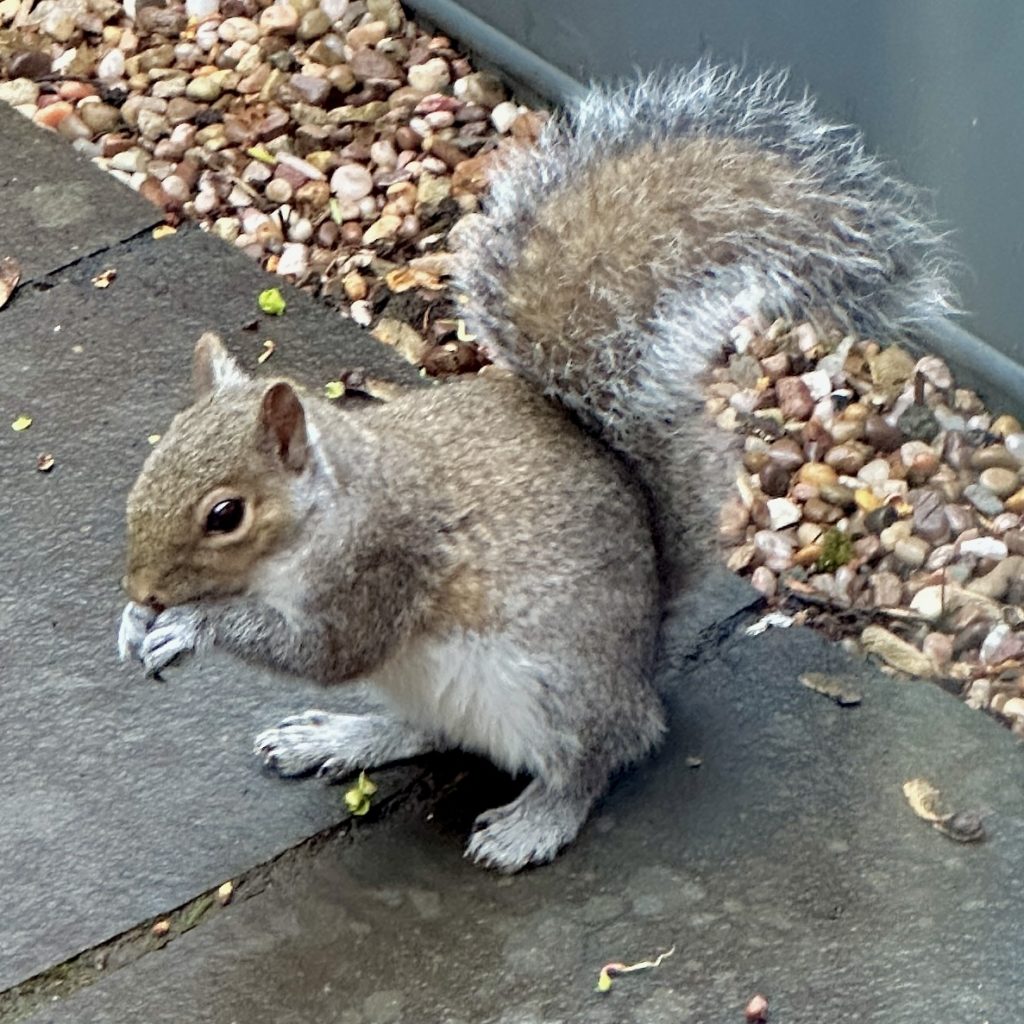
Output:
754,530,795,572
766,498,801,530
979,466,1019,498
330,162,373,200
893,537,929,569
750,566,777,597
964,484,1004,517
960,536,1008,560
972,445,1018,471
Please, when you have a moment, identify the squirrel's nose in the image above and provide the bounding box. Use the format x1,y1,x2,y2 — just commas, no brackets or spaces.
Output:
124,571,165,612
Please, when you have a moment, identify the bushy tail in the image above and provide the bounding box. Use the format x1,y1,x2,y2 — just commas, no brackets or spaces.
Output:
453,62,958,591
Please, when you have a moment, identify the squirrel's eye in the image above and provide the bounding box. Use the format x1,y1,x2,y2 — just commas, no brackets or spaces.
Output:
205,498,245,534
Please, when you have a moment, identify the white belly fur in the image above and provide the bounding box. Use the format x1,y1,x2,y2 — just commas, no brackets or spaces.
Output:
370,631,566,776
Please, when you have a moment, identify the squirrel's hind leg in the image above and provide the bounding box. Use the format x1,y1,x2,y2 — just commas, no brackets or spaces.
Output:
465,776,599,873
254,711,435,780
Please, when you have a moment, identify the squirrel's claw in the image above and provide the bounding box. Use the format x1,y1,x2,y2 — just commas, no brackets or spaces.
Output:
138,605,208,677
117,601,156,663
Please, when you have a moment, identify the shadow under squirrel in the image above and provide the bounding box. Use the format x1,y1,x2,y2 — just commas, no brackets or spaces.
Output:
119,64,956,872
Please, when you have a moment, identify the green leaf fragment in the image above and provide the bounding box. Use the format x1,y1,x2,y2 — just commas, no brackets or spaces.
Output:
258,288,286,316
246,145,277,165
179,893,216,933
816,527,852,572
344,771,378,816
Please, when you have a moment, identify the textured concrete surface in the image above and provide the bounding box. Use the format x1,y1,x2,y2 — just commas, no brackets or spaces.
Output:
0,104,161,281
22,625,1024,1024
0,228,419,991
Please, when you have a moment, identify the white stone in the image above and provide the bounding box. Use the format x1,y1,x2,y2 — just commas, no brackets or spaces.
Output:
196,20,220,50
108,148,148,173
980,623,1011,664
959,537,1008,560
193,190,219,216
288,217,313,243
1004,432,1024,464
320,0,349,20
914,355,952,390
277,152,326,181
0,78,40,106
276,243,308,278
766,498,801,530
219,16,259,43
97,48,126,82
350,299,373,326
800,369,832,401
909,585,947,622
186,0,220,17
330,163,373,200
490,100,518,134
1002,697,1024,721
753,529,795,572
965,678,991,709
212,217,240,242
407,57,450,94
858,458,891,487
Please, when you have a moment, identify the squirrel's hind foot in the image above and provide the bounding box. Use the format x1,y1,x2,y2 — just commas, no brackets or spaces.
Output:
466,778,595,873
254,710,433,779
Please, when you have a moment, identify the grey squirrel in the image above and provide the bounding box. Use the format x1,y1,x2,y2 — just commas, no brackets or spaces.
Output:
118,63,955,872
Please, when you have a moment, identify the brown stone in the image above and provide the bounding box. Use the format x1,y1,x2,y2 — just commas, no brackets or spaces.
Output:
864,415,905,453
10,50,53,80
349,48,402,83
451,153,493,196
766,438,805,472
911,489,951,545
972,445,1018,471
257,107,291,140
759,462,790,498
802,497,843,524
825,442,869,476
776,376,814,420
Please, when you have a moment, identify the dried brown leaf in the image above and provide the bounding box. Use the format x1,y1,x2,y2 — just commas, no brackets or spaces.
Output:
0,256,21,310
385,266,444,293
371,317,429,365
902,778,986,843
799,672,862,706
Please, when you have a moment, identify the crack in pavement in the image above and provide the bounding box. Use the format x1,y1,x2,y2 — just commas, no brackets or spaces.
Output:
0,768,431,1024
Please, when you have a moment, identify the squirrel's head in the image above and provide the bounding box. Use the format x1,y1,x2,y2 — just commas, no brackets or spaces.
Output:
123,332,313,610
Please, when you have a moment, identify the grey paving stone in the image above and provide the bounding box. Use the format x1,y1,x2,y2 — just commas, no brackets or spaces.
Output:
24,624,1024,1024
0,229,420,990
0,104,161,281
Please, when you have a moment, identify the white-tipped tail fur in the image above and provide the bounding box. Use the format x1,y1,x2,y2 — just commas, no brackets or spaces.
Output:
453,62,957,588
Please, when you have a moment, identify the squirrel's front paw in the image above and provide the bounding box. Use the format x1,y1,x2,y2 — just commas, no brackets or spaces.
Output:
139,605,210,677
117,602,156,663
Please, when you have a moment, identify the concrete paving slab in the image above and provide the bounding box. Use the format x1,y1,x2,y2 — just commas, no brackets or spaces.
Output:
0,104,161,282
0,228,420,991
23,624,1024,1024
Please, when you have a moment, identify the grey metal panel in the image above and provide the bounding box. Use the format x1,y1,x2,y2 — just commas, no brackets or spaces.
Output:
408,0,1024,371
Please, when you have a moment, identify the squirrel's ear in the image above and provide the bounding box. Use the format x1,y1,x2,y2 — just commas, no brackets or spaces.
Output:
193,332,247,397
259,382,308,471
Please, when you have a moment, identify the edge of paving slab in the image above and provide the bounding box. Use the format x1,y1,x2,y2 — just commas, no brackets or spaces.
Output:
0,767,435,1024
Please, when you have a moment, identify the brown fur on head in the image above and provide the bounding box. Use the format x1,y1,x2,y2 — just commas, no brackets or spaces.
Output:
123,333,308,610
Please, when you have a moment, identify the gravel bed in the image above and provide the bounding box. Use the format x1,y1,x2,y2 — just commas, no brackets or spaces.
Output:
0,0,545,373
3,1,1024,738
713,318,1024,737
